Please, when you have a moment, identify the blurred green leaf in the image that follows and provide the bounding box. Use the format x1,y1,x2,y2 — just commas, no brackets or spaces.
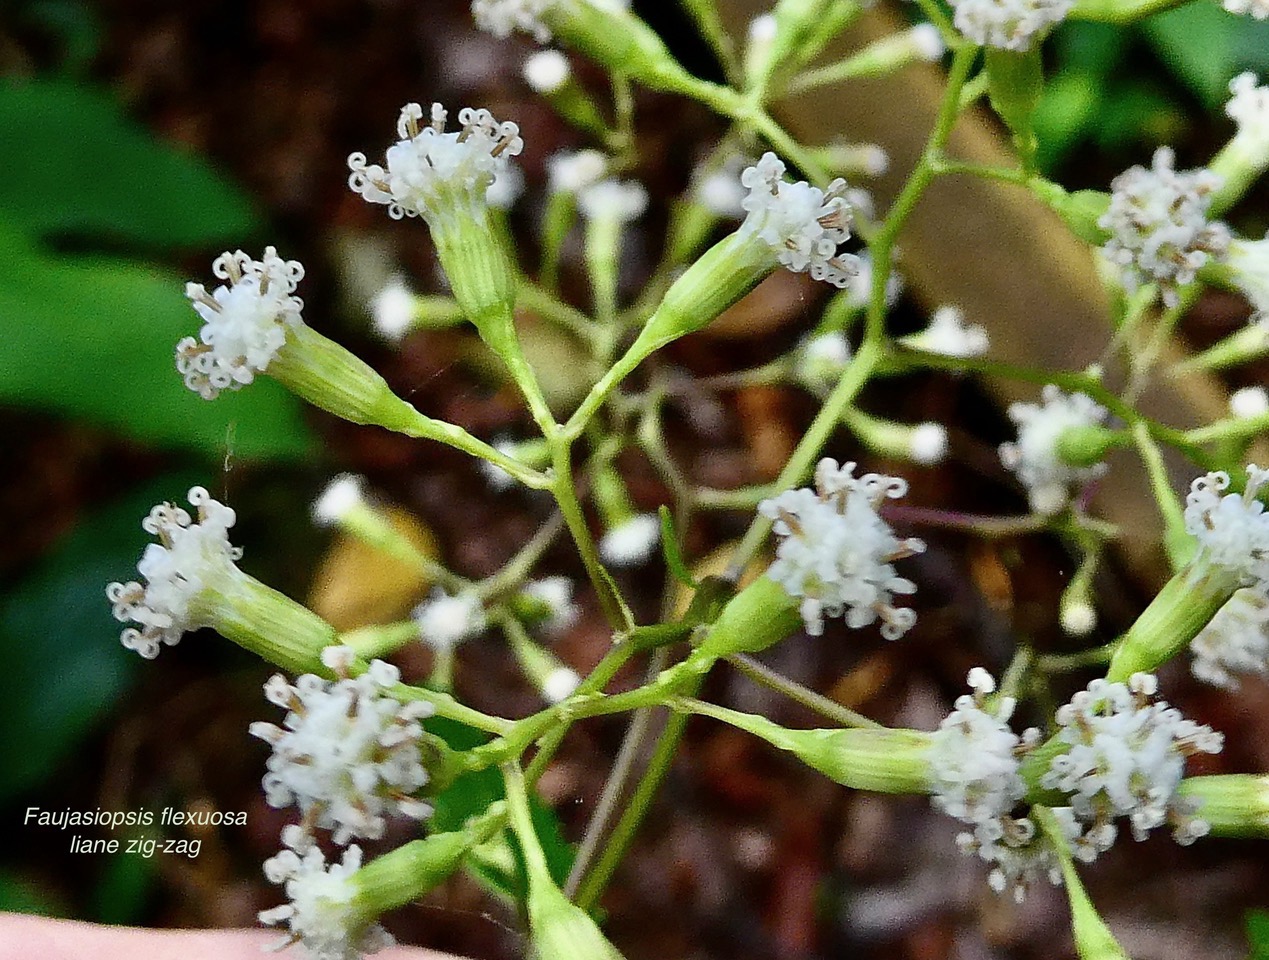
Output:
1035,72,1102,170
1144,3,1239,107
1249,909,1269,959
0,79,257,246
0,869,66,917
0,222,314,459
0,473,201,800
1092,81,1186,151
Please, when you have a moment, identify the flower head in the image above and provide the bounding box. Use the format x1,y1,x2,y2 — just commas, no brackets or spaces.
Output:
1225,234,1269,325
348,103,523,228
413,591,487,652
794,331,852,392
1184,466,1269,589
1226,73,1269,163
902,305,990,358
523,49,571,93
599,513,661,568
260,826,393,960
956,809,1077,903
1042,673,1223,859
472,0,554,40
947,0,1073,51
1099,147,1230,306
758,459,925,638
928,668,1036,825
369,276,418,342
546,149,608,195
577,179,649,223
1191,588,1269,688
522,576,580,634
999,385,1110,515
249,647,434,845
1222,0,1269,21
1231,386,1269,419
106,487,242,659
176,248,305,400
739,152,859,288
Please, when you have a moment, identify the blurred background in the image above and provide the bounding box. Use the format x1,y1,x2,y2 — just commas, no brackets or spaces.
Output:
2,0,1269,957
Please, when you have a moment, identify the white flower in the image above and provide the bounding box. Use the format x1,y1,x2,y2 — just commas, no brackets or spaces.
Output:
176,248,305,400
693,156,751,219
908,23,946,60
909,423,949,465
947,0,1072,50
577,179,649,223
1226,73,1269,165
413,591,487,651
902,305,989,358
795,331,852,391
1184,466,1269,589
599,513,661,568
759,459,925,638
523,49,571,93
1231,386,1269,419
106,487,242,659
929,669,1035,825
1099,147,1230,307
956,809,1077,903
472,0,554,41
259,826,393,960
739,152,859,289
1223,0,1269,22
522,576,580,634
250,648,433,845
999,385,1110,515
1225,234,1269,325
1192,588,1269,688
348,103,523,228
1042,673,1223,857
312,475,367,527
542,666,582,703
369,276,418,342
547,149,608,195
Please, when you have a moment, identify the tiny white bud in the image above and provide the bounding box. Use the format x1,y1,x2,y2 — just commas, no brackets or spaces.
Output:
1231,386,1269,419
523,50,571,93
909,422,949,465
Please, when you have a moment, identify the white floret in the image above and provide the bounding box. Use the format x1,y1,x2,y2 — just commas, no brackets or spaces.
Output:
105,487,243,659
348,103,523,229
739,152,859,288
259,827,394,960
1225,234,1269,325
471,0,554,41
369,276,418,342
249,648,434,845
999,385,1110,515
903,305,990,358
1099,147,1230,307
547,149,608,195
947,0,1072,50
542,666,582,703
909,423,949,465
1184,466,1269,589
599,513,662,568
1223,0,1269,24
1041,674,1223,857
578,179,649,223
176,248,305,400
413,591,488,651
1191,588,1269,688
523,49,571,93
1231,386,1269,419
522,575,580,634
758,459,925,638
312,474,367,527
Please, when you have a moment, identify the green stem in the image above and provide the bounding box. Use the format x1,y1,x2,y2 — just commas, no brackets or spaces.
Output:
727,654,882,728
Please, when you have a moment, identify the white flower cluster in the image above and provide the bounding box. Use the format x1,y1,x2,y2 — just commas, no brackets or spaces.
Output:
999,385,1109,516
795,331,852,392
1191,588,1269,688
473,0,554,41
1184,466,1269,589
578,179,649,223
928,669,1054,902
176,248,305,400
947,0,1073,51
348,103,523,227
902,305,990,359
522,576,580,634
106,487,242,659
250,646,434,845
1227,73,1269,161
1226,234,1269,326
1099,147,1230,306
759,459,925,638
739,152,859,289
260,826,394,960
1222,0,1269,21
547,149,608,195
1042,674,1223,858
599,513,662,568
413,590,488,652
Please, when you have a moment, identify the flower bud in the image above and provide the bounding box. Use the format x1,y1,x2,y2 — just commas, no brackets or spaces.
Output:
691,701,932,793
1209,73,1269,215
1176,774,1269,837
522,50,612,140
312,474,435,571
693,575,803,660
844,407,949,465
371,277,466,343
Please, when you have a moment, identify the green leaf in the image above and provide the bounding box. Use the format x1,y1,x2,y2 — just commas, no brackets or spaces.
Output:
1035,73,1101,171
1144,3,1239,108
0,473,201,800
1249,909,1269,960
0,78,257,246
0,222,314,460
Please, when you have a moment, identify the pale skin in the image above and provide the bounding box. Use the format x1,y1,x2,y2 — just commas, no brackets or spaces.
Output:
0,913,464,960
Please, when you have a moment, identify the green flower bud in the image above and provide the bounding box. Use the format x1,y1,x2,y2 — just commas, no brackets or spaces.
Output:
522,50,612,141
1055,423,1127,468
844,407,949,466
1176,774,1269,837
695,575,803,660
